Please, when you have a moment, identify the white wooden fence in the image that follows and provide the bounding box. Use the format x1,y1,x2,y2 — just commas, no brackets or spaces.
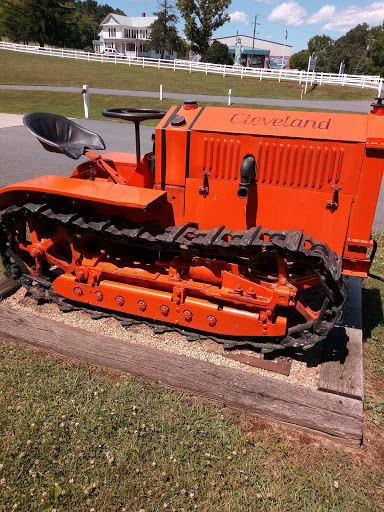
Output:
1,41,383,95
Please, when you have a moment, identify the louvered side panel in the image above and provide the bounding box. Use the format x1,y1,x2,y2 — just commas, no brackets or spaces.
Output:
255,140,344,190
202,137,242,181
198,136,348,190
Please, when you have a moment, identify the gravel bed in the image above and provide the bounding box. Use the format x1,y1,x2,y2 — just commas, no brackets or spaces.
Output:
1,287,321,389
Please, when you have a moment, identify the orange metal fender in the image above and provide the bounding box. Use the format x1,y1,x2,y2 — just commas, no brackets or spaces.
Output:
0,176,171,223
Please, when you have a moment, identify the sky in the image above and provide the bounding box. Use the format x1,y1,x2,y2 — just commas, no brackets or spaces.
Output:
109,0,384,52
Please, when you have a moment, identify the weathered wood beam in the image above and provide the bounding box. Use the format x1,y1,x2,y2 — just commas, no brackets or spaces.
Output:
319,276,364,401
0,306,363,445
0,275,20,300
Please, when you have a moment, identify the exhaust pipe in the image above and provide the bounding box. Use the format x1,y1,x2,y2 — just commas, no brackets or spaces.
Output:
238,154,256,199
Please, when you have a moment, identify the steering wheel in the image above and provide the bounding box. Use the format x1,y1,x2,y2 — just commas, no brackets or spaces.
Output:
101,108,167,165
102,108,166,122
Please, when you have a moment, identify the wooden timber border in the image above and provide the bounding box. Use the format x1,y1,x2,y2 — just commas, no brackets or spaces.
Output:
0,275,364,446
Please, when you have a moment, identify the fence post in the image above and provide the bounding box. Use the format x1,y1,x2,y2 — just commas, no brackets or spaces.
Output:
82,85,90,119
174,59,176,71
299,70,303,84
241,66,244,79
378,79,383,97
158,58,160,69
189,61,192,73
228,89,231,106
362,76,365,89
223,65,226,78
206,63,208,75
143,57,145,68
160,84,163,101
260,68,263,81
61,49,64,58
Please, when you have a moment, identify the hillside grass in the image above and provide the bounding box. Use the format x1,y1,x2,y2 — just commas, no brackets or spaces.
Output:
0,49,377,102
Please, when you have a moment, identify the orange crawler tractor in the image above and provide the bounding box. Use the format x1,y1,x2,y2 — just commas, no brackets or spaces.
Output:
1,101,383,353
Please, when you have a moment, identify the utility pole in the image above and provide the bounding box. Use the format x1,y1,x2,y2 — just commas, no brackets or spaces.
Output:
251,14,260,56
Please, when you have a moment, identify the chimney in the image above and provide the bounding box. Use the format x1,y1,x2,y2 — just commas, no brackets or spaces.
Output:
142,12,145,17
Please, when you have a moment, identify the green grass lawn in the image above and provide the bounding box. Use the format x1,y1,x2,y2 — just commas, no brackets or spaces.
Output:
0,49,377,102
0,90,365,124
0,340,383,512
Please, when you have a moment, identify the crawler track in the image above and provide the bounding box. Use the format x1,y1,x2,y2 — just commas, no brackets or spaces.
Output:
0,202,345,353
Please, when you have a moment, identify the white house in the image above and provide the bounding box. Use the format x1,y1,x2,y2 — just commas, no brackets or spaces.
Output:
93,13,177,59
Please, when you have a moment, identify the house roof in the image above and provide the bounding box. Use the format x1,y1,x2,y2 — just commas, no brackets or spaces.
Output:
101,13,156,28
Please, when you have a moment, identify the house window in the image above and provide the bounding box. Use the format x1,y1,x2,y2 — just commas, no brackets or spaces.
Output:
108,28,116,37
132,30,137,38
124,29,129,38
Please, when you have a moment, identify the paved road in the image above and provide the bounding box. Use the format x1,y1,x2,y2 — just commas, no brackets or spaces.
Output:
0,84,374,112
0,115,155,188
1,113,383,232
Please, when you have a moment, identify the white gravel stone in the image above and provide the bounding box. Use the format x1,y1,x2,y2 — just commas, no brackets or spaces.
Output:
1,287,321,388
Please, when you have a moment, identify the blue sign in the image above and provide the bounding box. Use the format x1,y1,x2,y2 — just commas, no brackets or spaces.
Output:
268,57,288,69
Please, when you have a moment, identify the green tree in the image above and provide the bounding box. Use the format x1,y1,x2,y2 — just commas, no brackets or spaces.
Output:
176,38,190,60
176,0,231,59
74,0,125,24
330,23,369,73
289,49,310,70
0,0,126,49
307,34,334,54
354,54,367,74
205,40,232,64
307,34,334,72
0,0,74,46
0,0,28,43
365,25,384,77
148,0,180,58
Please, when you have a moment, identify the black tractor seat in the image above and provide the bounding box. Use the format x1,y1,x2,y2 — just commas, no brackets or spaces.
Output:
23,112,106,159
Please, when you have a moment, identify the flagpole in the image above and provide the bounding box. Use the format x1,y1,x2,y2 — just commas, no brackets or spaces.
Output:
279,27,287,81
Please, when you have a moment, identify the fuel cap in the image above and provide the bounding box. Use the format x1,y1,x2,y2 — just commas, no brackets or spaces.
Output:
183,100,198,110
171,114,186,126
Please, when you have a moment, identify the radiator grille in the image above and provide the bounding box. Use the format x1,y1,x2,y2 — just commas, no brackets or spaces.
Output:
202,137,242,181
255,142,344,189
200,137,344,190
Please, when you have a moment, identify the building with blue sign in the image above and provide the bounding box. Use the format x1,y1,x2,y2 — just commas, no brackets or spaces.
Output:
212,35,293,69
